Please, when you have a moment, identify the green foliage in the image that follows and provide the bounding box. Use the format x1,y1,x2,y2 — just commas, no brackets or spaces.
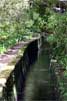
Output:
31,0,67,68
0,0,67,69
47,12,67,68
0,0,32,54
29,0,67,68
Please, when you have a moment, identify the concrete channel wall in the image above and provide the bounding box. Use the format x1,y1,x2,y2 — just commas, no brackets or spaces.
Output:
0,37,40,99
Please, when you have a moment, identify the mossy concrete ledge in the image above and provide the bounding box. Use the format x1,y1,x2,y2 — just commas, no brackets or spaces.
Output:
0,37,40,97
0,43,27,96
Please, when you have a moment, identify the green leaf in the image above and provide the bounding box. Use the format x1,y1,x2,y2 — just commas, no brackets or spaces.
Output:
25,20,34,28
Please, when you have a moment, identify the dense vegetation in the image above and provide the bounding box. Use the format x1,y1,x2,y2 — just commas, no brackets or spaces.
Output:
0,0,67,69
29,0,67,69
0,0,31,53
